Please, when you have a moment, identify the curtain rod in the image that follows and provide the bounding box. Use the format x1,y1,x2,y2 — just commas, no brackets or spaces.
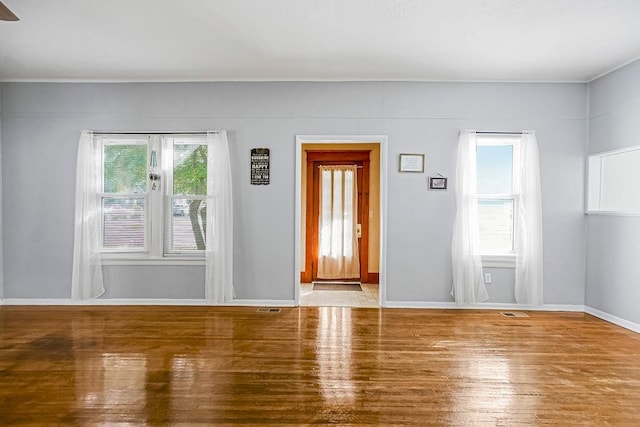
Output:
475,131,524,135
92,131,212,135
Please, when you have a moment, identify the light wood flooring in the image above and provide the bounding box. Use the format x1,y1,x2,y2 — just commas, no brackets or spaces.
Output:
1,306,640,425
300,282,379,307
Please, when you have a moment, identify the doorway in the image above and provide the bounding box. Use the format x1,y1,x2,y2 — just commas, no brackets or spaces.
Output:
304,151,370,283
295,136,387,307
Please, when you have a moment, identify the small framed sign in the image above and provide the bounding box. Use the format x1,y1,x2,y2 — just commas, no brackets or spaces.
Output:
429,173,448,190
399,153,425,172
250,148,270,185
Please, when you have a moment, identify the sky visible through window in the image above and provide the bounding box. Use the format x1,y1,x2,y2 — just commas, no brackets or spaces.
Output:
476,145,513,195
476,144,515,253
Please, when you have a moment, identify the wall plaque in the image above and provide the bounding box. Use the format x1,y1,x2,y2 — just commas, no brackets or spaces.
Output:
250,148,270,185
399,153,425,172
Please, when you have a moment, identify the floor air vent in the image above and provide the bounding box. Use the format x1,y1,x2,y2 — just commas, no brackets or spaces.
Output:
501,311,529,318
257,307,281,313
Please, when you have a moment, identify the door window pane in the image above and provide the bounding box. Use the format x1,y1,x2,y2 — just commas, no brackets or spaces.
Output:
343,170,354,256
319,168,356,258
319,170,333,256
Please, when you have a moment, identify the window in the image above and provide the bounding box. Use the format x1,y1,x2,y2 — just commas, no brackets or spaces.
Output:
452,130,542,304
166,137,208,253
476,135,521,257
101,138,148,251
587,145,640,214
96,134,209,261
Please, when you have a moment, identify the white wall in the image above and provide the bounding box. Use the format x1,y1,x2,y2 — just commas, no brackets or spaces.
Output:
0,81,587,304
587,59,640,324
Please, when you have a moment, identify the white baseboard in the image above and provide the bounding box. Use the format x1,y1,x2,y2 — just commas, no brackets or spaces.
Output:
226,299,297,307
0,298,296,307
1,298,213,306
585,306,640,334
384,300,585,312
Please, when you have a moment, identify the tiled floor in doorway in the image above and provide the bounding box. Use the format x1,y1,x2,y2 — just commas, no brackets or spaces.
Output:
300,283,379,307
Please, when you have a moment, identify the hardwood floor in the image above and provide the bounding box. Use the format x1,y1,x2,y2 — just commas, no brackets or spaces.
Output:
1,306,639,425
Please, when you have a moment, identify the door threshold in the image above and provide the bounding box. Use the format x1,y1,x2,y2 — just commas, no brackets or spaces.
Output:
312,281,362,285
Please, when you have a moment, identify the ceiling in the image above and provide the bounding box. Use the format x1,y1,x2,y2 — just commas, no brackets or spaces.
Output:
1,0,640,83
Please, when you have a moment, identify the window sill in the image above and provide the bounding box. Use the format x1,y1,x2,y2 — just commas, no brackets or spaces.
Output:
481,254,515,268
100,256,205,266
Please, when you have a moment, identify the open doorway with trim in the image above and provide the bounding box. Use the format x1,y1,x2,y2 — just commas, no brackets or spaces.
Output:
296,137,385,307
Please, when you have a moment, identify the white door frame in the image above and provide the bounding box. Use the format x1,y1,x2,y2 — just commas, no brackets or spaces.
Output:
294,135,388,306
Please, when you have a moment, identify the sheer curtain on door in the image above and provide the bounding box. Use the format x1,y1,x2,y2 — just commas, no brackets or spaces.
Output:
317,165,360,279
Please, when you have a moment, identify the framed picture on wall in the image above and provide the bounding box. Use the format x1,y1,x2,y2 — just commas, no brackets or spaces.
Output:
399,153,425,172
429,174,448,190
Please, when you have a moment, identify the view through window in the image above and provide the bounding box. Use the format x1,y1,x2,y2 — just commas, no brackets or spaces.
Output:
476,136,519,254
97,134,209,258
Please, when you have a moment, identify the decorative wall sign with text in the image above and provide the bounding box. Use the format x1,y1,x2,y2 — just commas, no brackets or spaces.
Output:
250,148,270,185
399,153,425,172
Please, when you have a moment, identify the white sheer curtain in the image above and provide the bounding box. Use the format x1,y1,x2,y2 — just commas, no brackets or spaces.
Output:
71,130,105,300
205,130,234,302
317,165,360,279
515,131,543,305
451,130,488,303
0,123,3,299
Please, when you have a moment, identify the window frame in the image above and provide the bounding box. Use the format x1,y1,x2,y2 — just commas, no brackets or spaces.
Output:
163,135,209,257
97,135,151,254
586,145,640,216
96,133,208,265
475,134,521,268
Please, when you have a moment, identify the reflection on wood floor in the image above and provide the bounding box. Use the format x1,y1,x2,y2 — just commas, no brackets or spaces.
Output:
1,306,640,425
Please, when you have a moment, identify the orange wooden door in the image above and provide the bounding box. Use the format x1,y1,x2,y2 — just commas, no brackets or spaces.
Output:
303,151,370,283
